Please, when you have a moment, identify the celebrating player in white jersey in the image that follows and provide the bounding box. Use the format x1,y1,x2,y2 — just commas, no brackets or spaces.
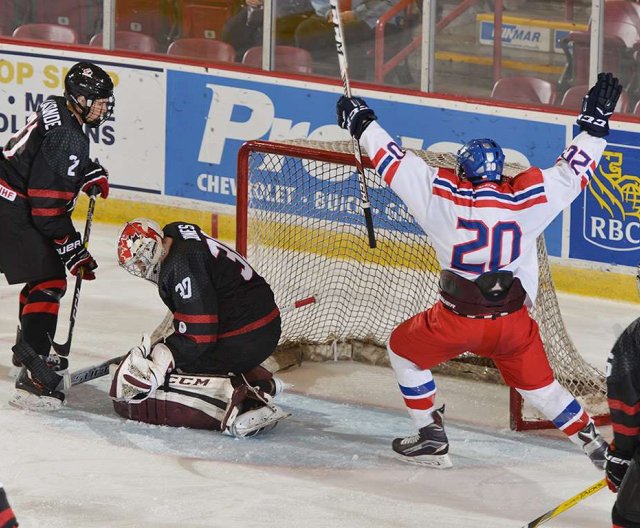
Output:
336,72,622,469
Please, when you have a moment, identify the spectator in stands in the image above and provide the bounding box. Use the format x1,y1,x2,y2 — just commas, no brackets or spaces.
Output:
222,0,314,62
294,0,402,80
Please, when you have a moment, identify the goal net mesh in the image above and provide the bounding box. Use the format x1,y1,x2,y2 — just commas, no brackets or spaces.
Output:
237,139,608,428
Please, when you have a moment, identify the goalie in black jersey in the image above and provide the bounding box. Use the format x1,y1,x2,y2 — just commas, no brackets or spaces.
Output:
112,219,288,437
605,277,640,528
0,61,113,409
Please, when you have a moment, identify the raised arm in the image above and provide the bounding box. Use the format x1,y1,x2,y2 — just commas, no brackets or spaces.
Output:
543,73,621,218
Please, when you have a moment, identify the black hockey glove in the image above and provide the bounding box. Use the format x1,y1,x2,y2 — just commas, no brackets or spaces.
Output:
576,72,622,138
336,96,377,140
81,159,109,199
54,231,98,280
605,445,632,492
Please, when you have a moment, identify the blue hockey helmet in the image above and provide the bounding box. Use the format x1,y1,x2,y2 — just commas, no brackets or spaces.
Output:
456,138,505,184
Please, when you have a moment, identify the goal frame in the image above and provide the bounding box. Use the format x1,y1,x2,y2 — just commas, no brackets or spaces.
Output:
236,139,610,432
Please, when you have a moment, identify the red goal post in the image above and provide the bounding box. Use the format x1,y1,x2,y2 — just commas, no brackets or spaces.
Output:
236,139,609,431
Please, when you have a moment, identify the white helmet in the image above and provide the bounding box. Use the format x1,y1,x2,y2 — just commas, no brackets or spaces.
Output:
116,218,164,283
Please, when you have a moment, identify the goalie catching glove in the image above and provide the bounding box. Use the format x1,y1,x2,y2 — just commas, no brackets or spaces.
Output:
576,72,622,138
336,96,377,140
109,334,175,403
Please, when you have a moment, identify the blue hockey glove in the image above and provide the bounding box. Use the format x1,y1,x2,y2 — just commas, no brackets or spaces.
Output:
336,96,377,140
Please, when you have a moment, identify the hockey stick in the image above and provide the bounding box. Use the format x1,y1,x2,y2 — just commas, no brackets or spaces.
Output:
521,478,606,527
329,0,376,249
55,353,126,392
52,190,98,357
59,295,320,390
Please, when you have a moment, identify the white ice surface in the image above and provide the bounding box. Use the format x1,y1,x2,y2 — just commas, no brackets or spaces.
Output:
0,222,637,528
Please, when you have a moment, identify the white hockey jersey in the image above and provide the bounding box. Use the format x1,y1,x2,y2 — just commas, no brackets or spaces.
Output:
359,122,607,306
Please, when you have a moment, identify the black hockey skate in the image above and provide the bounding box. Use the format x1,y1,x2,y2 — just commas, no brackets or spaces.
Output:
10,353,66,411
577,422,608,470
392,405,453,469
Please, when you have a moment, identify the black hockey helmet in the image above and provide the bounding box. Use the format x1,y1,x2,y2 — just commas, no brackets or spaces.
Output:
64,61,115,127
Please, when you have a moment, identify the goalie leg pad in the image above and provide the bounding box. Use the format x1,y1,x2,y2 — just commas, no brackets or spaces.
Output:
113,373,236,430
112,372,290,435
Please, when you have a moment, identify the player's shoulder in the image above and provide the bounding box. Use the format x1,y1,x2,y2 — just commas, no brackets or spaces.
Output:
501,167,544,193
617,317,640,344
162,223,210,270
163,222,206,243
611,317,640,360
433,167,468,189
39,97,89,157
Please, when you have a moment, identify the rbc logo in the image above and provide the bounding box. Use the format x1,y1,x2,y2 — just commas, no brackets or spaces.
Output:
583,149,640,250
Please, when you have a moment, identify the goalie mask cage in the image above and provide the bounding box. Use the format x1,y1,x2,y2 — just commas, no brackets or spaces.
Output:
236,139,609,431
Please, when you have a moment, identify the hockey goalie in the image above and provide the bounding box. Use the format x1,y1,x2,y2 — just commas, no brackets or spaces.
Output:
111,219,289,438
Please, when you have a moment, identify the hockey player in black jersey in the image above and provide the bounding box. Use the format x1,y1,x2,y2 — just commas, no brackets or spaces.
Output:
605,301,640,528
0,62,114,409
112,219,288,437
0,484,18,528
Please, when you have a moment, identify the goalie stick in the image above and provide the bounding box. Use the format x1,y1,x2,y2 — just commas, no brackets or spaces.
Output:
521,478,606,527
58,295,319,390
328,0,376,249
56,354,126,392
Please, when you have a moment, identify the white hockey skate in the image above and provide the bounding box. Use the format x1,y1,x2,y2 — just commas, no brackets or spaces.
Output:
392,406,453,469
227,404,290,438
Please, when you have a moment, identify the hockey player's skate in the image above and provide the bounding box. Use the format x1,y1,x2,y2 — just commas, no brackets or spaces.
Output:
392,405,453,469
10,366,65,410
10,348,67,411
227,404,290,438
577,422,608,469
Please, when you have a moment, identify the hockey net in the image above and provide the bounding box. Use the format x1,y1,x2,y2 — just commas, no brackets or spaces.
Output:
236,139,608,431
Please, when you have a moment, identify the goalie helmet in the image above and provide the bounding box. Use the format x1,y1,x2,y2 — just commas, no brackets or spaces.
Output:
456,138,505,185
116,218,164,284
64,61,115,128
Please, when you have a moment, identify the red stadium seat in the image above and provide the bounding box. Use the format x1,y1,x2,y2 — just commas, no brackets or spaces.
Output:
242,46,313,74
116,0,176,47
559,1,640,89
560,85,630,113
13,23,79,44
179,3,235,40
490,76,557,105
90,30,158,53
0,0,30,37
167,38,236,62
30,0,102,43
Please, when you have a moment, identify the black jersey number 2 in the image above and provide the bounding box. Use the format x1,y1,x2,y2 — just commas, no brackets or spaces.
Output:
203,234,254,281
